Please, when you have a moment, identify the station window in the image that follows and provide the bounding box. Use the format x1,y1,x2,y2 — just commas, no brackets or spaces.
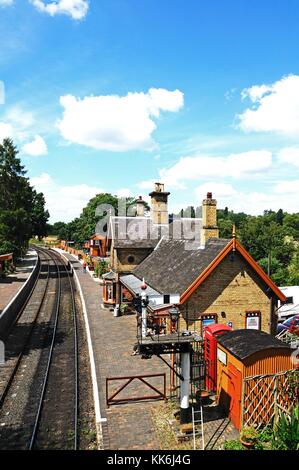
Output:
201,314,217,335
163,294,170,304
127,255,135,264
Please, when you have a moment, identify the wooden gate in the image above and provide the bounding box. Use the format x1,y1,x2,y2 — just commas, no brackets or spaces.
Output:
242,368,298,429
106,373,167,406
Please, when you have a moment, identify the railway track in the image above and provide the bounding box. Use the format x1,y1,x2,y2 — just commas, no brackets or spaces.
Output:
0,247,79,450
0,249,52,407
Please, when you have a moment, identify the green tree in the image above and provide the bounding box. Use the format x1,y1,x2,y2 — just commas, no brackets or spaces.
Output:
288,246,299,284
0,138,49,256
56,193,143,245
31,191,49,240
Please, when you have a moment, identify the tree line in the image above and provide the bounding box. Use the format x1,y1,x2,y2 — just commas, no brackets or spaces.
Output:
49,195,299,287
48,193,150,244
177,204,299,285
0,138,49,258
219,207,299,285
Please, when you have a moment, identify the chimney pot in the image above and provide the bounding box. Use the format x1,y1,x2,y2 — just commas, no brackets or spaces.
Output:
207,192,212,199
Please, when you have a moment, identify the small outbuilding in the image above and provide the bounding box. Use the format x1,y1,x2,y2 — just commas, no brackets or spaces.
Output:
0,253,13,276
89,234,107,258
216,329,294,430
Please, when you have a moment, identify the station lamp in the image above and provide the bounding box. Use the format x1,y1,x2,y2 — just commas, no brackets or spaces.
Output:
169,305,180,324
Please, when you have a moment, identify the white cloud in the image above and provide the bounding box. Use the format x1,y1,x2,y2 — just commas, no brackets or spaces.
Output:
0,122,13,141
5,106,34,129
22,135,48,156
116,188,132,198
192,187,299,215
156,150,272,189
226,190,299,215
30,173,104,222
58,88,184,152
0,106,34,142
194,182,237,200
138,180,156,190
0,0,14,6
274,180,299,194
277,147,299,168
241,84,272,102
238,74,299,136
30,0,88,19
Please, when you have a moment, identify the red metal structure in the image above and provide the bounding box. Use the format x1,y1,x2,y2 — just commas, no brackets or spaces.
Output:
204,324,232,392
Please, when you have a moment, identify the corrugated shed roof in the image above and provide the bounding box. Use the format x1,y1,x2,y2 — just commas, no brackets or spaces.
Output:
133,237,230,295
121,274,161,296
102,271,116,280
218,329,291,360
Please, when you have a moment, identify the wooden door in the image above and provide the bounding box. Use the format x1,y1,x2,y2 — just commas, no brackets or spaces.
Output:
228,363,242,430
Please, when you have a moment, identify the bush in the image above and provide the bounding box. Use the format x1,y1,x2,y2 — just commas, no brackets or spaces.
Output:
272,405,299,450
93,260,109,278
240,426,258,443
223,440,244,450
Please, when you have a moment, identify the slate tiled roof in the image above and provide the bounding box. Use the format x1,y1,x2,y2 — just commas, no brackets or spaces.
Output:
110,216,203,249
133,237,230,295
109,217,168,249
217,329,291,360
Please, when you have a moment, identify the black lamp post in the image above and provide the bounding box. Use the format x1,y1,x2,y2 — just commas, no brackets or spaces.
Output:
169,305,180,332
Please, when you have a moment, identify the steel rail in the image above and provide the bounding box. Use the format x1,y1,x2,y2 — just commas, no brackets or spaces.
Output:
0,250,52,409
28,247,61,450
28,248,79,450
57,250,79,450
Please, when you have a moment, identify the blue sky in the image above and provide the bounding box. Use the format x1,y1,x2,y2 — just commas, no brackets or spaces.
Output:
1,0,299,222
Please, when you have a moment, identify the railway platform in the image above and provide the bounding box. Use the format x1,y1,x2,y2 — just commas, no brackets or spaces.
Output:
57,249,170,450
0,249,37,315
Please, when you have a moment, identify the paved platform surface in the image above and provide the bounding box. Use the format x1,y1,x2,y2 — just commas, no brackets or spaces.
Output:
59,249,240,451
0,250,37,315
60,250,170,450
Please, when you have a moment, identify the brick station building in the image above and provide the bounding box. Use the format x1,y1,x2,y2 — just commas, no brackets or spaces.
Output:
104,183,202,306
118,191,286,336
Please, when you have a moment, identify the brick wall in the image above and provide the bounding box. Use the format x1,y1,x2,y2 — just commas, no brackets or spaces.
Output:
112,247,153,273
181,252,273,333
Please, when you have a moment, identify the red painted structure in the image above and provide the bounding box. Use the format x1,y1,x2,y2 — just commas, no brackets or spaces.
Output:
204,324,232,392
89,234,107,257
0,253,13,274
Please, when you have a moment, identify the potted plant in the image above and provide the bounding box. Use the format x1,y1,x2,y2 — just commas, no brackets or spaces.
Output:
195,389,210,405
240,426,258,449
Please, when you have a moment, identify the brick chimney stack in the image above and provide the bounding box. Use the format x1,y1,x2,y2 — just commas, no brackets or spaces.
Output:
149,183,170,225
136,196,145,217
200,192,219,245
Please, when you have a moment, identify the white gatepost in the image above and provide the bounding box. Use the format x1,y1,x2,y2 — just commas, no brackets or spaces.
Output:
0,340,4,365
180,351,190,423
